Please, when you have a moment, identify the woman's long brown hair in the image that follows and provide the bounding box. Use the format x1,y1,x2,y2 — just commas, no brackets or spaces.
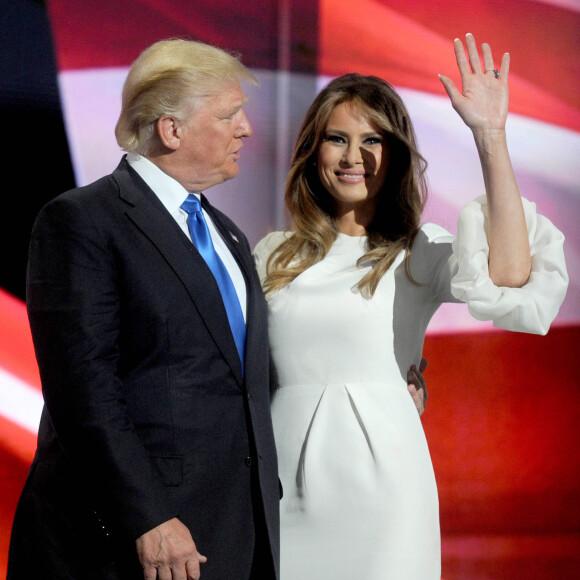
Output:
263,73,428,297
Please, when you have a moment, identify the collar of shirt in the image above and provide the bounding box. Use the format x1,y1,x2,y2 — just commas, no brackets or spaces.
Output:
126,152,193,218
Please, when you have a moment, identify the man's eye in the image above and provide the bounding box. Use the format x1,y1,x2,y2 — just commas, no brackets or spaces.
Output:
224,109,240,121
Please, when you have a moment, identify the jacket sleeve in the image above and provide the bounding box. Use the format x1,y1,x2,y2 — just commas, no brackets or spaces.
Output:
27,192,176,540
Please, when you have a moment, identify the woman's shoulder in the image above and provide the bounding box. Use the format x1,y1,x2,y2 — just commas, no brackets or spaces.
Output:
252,231,293,281
416,222,455,246
253,230,293,259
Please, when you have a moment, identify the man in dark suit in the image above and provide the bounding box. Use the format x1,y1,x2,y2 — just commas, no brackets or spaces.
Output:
7,39,279,579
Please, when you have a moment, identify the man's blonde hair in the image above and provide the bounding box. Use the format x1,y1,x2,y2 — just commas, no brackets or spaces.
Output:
115,38,257,155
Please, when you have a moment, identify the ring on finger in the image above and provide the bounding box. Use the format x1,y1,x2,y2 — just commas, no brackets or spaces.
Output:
485,68,500,78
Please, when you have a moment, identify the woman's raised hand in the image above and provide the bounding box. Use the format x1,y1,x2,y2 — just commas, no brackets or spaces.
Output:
439,33,510,134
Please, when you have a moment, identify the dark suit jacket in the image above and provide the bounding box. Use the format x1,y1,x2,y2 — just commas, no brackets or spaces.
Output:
7,157,280,579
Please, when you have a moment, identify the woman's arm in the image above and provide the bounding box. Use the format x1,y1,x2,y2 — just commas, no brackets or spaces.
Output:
439,33,531,287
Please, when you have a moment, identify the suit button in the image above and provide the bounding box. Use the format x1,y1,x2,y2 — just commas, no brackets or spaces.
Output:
247,393,253,401
245,456,253,467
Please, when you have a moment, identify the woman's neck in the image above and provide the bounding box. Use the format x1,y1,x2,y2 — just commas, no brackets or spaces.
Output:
334,210,371,237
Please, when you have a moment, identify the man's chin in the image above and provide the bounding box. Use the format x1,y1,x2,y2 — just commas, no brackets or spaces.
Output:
225,163,240,180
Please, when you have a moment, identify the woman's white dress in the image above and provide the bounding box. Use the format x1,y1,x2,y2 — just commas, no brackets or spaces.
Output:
252,197,568,579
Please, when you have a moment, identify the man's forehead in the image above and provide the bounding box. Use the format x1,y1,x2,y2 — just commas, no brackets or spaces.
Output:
200,83,247,107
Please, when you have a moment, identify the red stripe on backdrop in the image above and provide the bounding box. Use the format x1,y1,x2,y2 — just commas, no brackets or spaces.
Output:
0,291,40,574
46,0,319,72
0,289,40,390
422,325,580,536
319,0,580,132
0,426,33,579
46,0,277,69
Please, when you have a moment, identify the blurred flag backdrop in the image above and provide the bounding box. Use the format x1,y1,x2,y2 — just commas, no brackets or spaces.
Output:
1,1,579,577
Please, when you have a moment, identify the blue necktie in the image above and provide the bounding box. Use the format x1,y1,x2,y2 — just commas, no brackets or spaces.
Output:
181,194,246,372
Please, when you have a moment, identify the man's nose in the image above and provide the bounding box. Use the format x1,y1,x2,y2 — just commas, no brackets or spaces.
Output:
237,110,252,137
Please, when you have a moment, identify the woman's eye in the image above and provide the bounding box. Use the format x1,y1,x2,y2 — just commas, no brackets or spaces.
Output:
365,137,383,145
326,134,345,143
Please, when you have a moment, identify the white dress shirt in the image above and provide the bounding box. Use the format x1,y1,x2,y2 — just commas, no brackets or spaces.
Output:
126,153,247,321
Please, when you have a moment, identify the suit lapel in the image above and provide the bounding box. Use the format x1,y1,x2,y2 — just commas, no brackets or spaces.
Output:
203,197,270,390
114,160,244,386
201,194,260,373
201,195,253,288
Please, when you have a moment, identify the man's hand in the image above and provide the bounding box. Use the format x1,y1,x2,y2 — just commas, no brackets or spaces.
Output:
136,517,207,580
407,358,428,416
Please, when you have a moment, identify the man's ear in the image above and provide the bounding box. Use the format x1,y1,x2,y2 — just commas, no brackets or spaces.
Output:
156,116,182,151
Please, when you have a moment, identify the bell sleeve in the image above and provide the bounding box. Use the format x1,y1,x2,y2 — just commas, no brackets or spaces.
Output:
449,196,568,335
